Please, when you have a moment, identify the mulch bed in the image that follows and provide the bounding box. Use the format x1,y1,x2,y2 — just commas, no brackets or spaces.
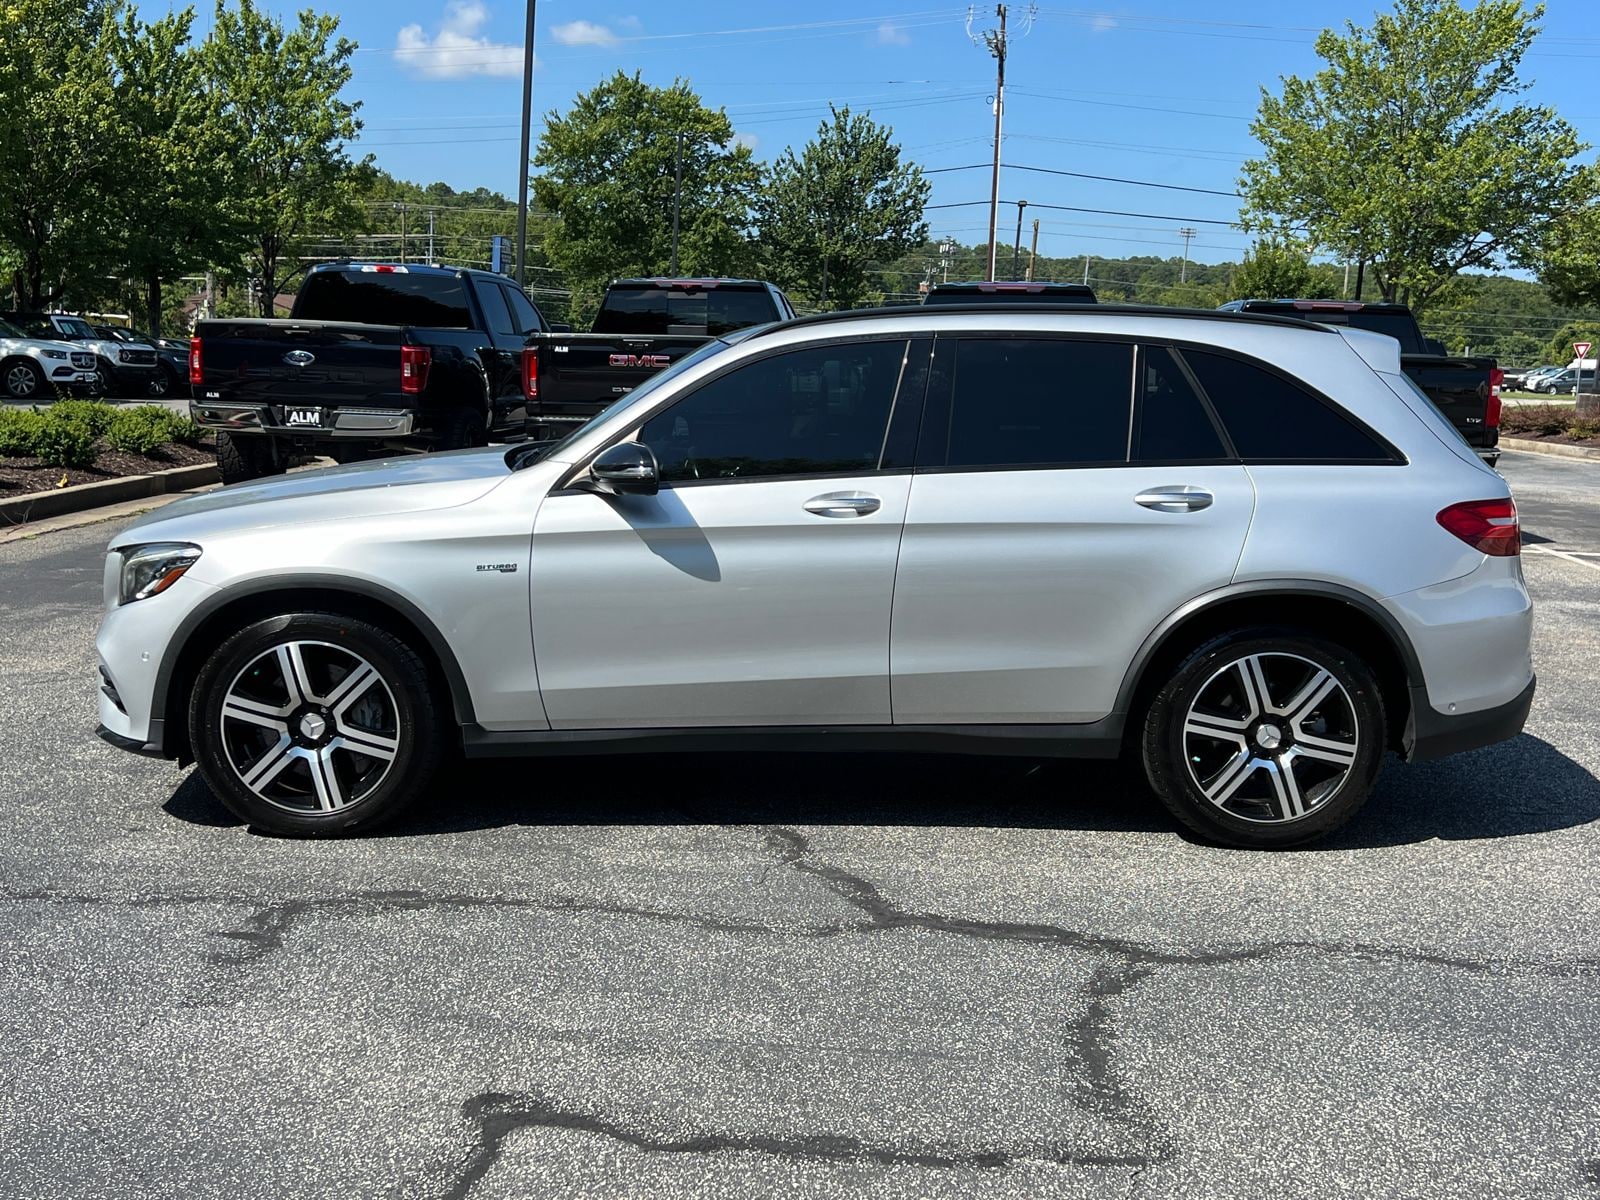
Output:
0,439,215,497
1507,430,1600,448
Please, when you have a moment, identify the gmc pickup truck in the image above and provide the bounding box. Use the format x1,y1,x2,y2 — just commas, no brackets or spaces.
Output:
1218,299,1502,463
521,278,795,436
189,263,551,482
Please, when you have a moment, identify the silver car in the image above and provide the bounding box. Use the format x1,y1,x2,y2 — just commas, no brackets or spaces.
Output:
95,306,1534,848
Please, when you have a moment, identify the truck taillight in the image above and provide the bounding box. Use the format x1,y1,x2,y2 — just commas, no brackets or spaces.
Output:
521,347,538,400
1437,498,1519,557
188,337,202,385
1487,367,1504,429
400,344,431,394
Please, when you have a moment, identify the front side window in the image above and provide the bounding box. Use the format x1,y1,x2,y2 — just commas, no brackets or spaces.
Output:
937,337,1133,468
639,340,907,483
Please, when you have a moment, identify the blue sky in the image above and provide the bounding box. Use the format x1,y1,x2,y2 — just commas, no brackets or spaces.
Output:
188,1,1600,266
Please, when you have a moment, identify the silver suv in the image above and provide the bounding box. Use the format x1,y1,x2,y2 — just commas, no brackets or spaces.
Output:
94,306,1535,848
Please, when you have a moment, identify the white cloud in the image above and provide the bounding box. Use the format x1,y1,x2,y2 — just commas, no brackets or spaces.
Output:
552,19,619,47
396,2,524,79
877,21,911,45
1089,14,1118,33
613,15,643,33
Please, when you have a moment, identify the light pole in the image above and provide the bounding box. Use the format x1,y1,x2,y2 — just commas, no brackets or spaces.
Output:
514,0,538,286
1011,200,1027,280
1178,226,1196,283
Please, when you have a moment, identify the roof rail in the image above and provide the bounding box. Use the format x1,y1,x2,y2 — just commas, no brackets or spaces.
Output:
742,301,1335,341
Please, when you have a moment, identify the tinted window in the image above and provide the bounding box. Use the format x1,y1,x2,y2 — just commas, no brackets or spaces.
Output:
594,286,778,336
639,340,906,482
293,270,473,328
478,282,516,336
940,338,1132,468
1181,349,1393,462
1133,346,1228,461
502,286,544,334
1239,305,1424,354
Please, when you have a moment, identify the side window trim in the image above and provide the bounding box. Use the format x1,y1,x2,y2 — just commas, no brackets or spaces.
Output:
1132,342,1240,463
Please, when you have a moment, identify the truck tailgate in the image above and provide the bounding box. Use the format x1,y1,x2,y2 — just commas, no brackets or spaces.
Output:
1400,355,1496,447
538,332,714,416
192,319,409,408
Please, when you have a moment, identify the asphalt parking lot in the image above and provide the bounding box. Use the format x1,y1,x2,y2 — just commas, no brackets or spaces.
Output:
1,448,1597,1199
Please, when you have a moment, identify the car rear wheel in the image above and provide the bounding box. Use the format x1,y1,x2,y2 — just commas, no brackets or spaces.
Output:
215,432,284,484
188,613,441,836
1142,631,1386,848
437,406,488,451
2,357,42,400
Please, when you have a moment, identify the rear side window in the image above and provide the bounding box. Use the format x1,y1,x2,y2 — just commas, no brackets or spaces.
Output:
935,338,1132,468
293,270,473,328
594,286,777,337
478,283,516,337
1180,349,1394,462
502,286,545,334
1133,346,1228,462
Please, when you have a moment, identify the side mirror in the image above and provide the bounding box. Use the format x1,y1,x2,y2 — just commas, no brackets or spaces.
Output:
590,441,659,496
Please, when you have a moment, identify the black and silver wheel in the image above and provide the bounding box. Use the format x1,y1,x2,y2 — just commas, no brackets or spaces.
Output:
189,613,441,836
1142,632,1386,848
215,432,284,484
3,357,43,400
94,360,117,398
147,366,173,397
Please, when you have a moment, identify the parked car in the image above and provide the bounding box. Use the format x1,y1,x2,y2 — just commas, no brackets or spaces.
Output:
1532,368,1582,395
924,280,1098,304
92,325,185,398
95,302,1533,848
1508,365,1560,391
519,277,797,438
0,316,99,399
1218,300,1501,464
1,311,161,398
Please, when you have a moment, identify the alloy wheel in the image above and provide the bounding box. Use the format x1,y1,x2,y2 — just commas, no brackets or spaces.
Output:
5,362,38,398
1182,652,1360,825
219,640,400,815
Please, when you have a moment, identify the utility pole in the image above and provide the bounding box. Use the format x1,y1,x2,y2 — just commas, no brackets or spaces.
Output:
1011,199,1027,279
1343,260,1352,299
939,237,956,282
427,209,436,266
1178,226,1196,283
670,132,683,275
1354,259,1365,300
980,4,1008,282
1026,218,1039,281
1082,255,1091,285
399,204,408,264
514,0,538,286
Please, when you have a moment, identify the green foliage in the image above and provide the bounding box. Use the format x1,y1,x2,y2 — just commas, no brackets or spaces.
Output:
1545,321,1600,364
533,72,760,300
0,408,46,457
754,106,930,310
30,411,100,468
1227,239,1331,302
1531,169,1600,308
45,399,118,437
105,406,170,455
158,410,205,445
1241,0,1589,313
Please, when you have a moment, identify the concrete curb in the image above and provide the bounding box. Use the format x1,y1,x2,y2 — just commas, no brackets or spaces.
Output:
1499,437,1600,463
0,462,219,526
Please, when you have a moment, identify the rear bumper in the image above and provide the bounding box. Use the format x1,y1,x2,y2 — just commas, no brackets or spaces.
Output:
189,402,415,438
1406,674,1534,761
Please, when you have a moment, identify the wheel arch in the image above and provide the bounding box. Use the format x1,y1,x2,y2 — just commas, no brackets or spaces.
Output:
156,576,476,763
1115,581,1422,754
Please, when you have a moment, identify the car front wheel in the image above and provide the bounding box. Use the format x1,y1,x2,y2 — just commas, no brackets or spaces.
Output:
188,612,442,836
1142,631,1386,848
2,357,42,399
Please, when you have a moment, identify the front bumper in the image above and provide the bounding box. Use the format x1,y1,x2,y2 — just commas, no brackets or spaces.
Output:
1406,674,1535,761
96,721,166,758
190,402,415,438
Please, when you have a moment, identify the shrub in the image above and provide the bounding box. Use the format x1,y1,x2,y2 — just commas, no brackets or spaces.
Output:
0,409,47,457
1500,403,1572,438
106,407,171,455
45,398,118,437
1568,421,1600,441
155,408,204,446
31,411,99,468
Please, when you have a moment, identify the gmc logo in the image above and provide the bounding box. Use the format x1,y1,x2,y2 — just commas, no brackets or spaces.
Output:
609,354,671,368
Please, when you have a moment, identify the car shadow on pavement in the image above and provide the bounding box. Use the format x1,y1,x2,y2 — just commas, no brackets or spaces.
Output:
161,733,1600,848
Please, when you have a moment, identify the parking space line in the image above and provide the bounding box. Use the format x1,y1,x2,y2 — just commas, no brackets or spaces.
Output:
1524,544,1600,573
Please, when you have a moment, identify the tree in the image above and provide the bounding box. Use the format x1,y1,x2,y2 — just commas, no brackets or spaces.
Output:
1240,0,1587,313
206,0,364,316
0,0,122,308
1226,239,1327,301
755,106,929,310
1534,176,1600,308
1546,321,1600,365
534,72,759,302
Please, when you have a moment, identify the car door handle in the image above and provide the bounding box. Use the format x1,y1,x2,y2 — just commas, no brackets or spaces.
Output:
803,492,882,518
1134,486,1214,513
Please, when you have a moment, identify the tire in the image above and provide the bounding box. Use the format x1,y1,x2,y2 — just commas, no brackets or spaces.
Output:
94,359,119,398
188,612,442,837
1141,630,1387,849
2,356,43,400
148,364,175,397
215,432,284,485
437,405,488,451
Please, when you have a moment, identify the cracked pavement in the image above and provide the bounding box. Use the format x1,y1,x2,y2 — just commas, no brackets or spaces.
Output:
2,449,1599,1198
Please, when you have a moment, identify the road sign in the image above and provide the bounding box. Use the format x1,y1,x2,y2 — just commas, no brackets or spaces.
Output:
1575,341,1592,359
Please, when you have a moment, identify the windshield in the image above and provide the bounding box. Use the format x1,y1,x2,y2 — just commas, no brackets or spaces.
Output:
57,317,96,339
509,336,738,470
0,318,23,338
592,286,777,336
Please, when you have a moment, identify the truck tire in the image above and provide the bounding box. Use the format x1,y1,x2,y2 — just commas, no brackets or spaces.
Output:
2,357,43,400
437,406,488,451
216,433,284,485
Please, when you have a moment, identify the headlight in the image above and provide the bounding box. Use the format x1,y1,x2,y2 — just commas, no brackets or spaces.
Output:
119,543,202,604
42,349,66,360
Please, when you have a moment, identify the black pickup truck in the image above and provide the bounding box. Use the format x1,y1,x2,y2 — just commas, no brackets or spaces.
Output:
189,263,551,482
521,278,795,436
923,280,1098,304
1218,300,1502,463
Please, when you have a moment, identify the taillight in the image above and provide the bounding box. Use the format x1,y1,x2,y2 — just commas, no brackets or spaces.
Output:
1487,367,1503,429
1437,498,1519,557
188,336,202,385
400,344,431,394
521,347,539,400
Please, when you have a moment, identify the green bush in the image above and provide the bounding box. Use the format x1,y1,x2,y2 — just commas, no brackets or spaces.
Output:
0,408,47,457
31,411,99,468
154,408,204,446
44,398,118,437
106,407,171,455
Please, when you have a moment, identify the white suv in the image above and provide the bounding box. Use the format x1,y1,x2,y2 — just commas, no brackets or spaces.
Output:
0,316,98,399
93,305,1534,847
